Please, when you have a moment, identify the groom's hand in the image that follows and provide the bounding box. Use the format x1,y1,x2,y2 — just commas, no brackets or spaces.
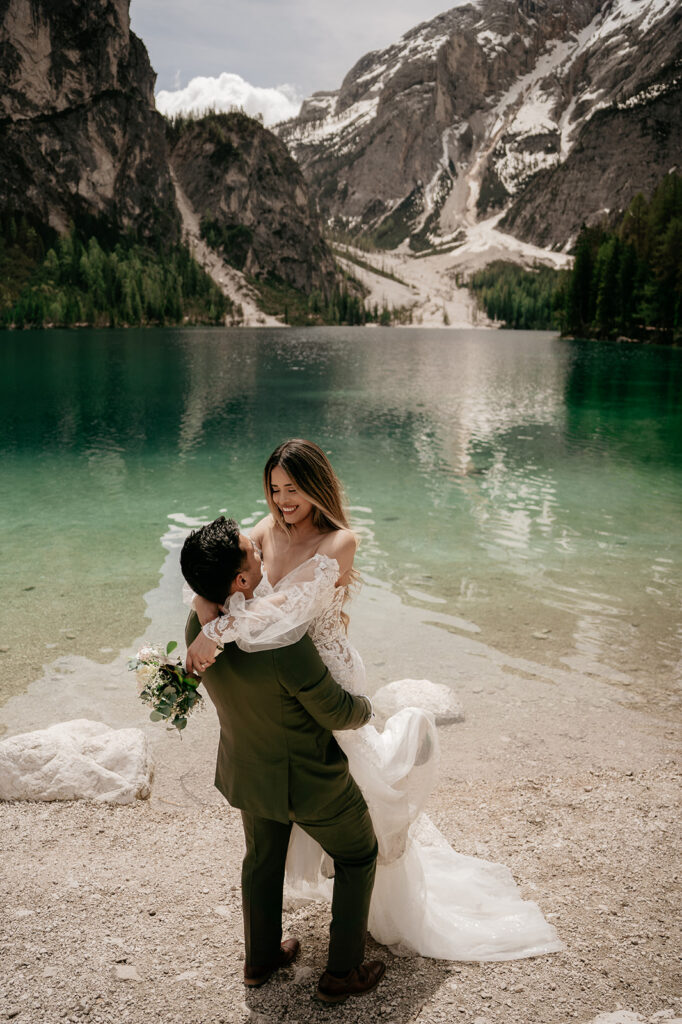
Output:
186,631,219,676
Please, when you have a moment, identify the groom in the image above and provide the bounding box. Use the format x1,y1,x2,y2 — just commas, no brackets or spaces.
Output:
181,517,385,1004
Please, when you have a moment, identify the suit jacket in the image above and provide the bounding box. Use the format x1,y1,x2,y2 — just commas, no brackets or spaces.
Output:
186,611,372,823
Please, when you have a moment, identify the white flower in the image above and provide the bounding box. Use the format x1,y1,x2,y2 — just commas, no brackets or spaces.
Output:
136,663,159,694
137,644,165,663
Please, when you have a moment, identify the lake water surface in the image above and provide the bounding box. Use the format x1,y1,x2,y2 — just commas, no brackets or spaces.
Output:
1,326,680,715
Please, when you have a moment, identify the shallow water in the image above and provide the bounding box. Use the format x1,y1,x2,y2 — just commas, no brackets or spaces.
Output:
1,326,680,714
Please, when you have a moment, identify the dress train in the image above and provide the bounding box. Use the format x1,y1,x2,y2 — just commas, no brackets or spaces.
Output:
199,552,563,960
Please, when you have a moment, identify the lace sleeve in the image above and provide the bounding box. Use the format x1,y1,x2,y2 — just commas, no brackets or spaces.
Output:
204,554,339,652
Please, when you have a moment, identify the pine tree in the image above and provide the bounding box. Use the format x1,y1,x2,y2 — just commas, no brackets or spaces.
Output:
595,236,620,335
566,228,594,334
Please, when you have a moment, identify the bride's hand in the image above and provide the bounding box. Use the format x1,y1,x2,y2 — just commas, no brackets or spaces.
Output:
186,632,219,676
194,594,222,627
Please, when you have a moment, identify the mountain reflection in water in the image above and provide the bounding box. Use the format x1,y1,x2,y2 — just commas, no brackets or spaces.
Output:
0,326,680,709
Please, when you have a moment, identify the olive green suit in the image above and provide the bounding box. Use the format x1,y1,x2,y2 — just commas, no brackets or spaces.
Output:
186,612,378,972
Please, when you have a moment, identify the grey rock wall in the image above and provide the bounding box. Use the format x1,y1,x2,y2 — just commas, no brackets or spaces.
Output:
277,0,681,251
0,0,179,239
169,113,339,297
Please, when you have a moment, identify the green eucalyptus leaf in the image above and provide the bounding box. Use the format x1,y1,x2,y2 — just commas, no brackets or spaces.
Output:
149,710,164,722
166,641,178,655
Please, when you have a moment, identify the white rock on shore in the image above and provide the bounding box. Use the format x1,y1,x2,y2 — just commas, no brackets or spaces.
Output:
372,679,464,725
0,719,153,804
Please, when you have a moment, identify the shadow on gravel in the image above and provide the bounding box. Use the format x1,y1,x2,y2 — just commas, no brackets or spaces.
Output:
244,936,452,1022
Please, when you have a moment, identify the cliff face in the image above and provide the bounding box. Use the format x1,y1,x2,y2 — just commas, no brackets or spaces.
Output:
169,113,338,296
0,0,179,239
0,0,344,304
499,69,682,246
278,0,682,251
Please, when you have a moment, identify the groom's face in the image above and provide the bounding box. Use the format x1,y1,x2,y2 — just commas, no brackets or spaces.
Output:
230,534,262,599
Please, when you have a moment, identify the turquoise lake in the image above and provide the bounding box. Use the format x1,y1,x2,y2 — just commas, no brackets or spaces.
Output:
1,326,680,712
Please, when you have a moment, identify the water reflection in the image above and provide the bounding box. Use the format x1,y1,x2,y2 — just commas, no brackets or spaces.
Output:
0,327,680,707
176,334,260,457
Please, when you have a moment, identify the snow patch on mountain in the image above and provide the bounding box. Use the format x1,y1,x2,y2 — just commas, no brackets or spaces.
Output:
480,0,678,201
477,30,515,53
278,0,680,254
300,96,380,150
617,74,681,110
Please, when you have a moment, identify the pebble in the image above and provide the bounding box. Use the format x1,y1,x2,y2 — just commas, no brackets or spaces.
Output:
113,966,141,982
1,707,678,1024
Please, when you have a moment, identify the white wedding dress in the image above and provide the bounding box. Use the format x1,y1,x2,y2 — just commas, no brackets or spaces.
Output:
201,554,564,961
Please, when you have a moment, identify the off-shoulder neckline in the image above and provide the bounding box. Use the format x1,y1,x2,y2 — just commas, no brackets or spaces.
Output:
265,552,340,590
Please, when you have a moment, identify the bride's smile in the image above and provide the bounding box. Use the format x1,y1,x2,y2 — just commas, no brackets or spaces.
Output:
270,465,314,527
186,438,563,965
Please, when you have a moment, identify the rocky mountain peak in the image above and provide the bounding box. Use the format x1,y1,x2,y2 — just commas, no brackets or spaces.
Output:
1,0,343,312
0,0,178,238
0,0,146,119
168,111,339,297
277,0,681,251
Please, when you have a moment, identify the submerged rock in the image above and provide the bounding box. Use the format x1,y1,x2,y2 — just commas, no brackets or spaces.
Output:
0,719,153,803
372,679,464,726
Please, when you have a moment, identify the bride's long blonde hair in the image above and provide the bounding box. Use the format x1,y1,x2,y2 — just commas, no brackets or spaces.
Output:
263,439,352,535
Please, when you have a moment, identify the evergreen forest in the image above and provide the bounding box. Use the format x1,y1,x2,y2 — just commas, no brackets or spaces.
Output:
469,173,682,343
0,212,385,329
0,214,230,328
563,172,681,343
467,262,568,331
4,173,679,337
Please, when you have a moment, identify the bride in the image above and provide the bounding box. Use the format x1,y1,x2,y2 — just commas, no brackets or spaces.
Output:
185,439,563,962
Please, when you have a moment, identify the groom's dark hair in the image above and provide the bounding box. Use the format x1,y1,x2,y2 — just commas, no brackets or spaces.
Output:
180,516,244,605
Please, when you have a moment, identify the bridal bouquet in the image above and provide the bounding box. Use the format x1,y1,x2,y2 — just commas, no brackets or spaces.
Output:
129,641,203,733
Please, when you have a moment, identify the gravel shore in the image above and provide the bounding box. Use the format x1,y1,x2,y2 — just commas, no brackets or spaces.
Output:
1,585,680,1024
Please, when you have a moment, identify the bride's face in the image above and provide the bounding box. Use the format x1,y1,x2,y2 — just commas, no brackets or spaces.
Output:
270,465,314,526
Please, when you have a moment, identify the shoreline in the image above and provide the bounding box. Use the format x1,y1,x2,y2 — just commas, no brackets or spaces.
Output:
2,321,677,349
2,499,679,724
1,580,680,1024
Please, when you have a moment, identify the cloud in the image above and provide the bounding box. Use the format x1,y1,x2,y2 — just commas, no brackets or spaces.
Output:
155,72,303,126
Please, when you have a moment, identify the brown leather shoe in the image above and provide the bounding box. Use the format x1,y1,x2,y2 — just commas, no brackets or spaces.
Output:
243,937,300,987
316,960,386,1003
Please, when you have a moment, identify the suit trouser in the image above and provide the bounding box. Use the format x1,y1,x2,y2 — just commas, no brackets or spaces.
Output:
241,782,378,973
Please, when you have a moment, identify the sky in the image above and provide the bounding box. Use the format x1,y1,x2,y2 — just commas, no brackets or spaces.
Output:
129,0,458,124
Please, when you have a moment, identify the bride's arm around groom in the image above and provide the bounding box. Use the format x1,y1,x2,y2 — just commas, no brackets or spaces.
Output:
182,517,386,1003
